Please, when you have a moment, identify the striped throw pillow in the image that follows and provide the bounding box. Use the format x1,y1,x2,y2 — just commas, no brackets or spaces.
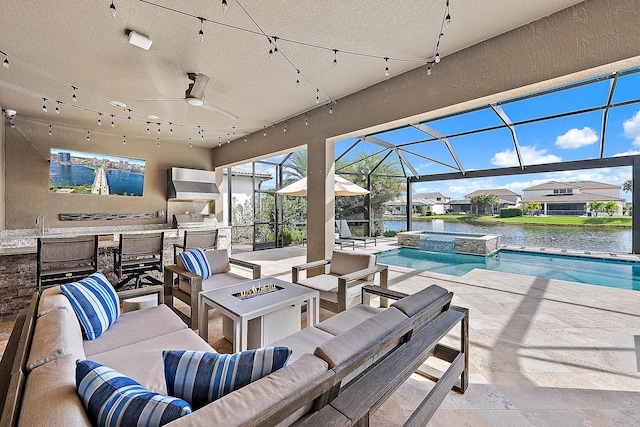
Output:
163,347,292,410
76,360,191,427
60,272,120,340
178,248,212,280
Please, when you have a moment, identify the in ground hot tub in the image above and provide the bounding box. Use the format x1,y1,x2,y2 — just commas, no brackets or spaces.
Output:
397,230,500,256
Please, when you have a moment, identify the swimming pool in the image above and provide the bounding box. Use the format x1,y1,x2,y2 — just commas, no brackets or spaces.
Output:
376,248,640,291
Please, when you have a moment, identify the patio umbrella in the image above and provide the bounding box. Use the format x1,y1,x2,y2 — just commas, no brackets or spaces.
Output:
276,176,370,197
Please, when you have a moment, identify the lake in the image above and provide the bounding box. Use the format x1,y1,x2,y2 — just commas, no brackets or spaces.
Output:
50,163,144,196
383,219,632,253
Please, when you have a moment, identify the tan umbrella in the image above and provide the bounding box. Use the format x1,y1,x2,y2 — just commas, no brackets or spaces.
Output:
276,176,370,197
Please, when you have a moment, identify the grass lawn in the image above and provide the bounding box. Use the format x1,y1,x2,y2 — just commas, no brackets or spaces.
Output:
401,214,632,228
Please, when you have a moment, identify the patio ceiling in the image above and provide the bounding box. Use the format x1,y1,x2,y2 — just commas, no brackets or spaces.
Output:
0,0,585,148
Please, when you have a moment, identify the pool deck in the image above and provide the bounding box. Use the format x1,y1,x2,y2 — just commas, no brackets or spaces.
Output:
1,238,639,425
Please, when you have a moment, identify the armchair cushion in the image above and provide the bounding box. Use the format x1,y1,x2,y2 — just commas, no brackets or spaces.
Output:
178,247,212,280
204,249,231,274
297,275,369,305
329,251,376,280
76,359,192,427
60,272,120,340
163,347,292,410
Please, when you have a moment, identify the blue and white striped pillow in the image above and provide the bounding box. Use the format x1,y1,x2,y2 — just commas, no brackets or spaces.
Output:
163,347,292,410
178,247,212,280
76,360,191,427
60,272,120,340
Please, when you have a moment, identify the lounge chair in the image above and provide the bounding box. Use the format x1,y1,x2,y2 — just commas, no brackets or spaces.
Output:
336,219,377,247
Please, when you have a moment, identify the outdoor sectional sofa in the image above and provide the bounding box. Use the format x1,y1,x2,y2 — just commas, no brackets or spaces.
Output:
0,279,468,426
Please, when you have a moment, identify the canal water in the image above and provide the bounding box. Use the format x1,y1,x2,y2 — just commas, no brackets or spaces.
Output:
383,219,632,253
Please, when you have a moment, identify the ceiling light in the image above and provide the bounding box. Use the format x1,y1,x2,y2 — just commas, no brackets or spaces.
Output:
128,31,153,50
186,98,204,106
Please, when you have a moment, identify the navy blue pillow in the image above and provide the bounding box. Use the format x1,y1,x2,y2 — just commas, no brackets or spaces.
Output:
163,347,292,410
76,360,192,427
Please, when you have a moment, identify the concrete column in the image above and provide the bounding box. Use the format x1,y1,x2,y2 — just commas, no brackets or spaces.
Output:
0,111,5,230
214,167,224,223
306,139,334,263
633,156,640,253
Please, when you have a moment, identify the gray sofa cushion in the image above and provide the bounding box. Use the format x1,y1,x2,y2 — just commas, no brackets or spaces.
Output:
270,326,335,364
391,284,449,317
297,275,369,304
20,355,92,427
314,307,407,369
26,308,85,372
88,328,214,395
315,304,382,336
83,304,187,357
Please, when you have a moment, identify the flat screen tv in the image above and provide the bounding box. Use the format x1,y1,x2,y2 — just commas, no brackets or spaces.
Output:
49,148,145,197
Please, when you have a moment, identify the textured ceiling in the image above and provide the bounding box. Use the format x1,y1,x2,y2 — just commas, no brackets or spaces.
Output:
0,0,584,148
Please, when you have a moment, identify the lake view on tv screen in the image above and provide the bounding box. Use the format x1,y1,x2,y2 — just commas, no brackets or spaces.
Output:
50,148,145,197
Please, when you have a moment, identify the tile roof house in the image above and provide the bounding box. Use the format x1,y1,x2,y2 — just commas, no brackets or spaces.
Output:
522,181,625,216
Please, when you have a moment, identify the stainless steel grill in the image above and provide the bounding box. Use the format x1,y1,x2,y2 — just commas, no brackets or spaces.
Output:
172,214,218,230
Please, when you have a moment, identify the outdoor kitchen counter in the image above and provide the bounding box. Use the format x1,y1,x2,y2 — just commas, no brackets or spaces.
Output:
0,225,231,315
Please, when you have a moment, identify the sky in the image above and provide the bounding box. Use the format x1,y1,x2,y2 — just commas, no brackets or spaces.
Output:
50,148,146,166
260,67,640,202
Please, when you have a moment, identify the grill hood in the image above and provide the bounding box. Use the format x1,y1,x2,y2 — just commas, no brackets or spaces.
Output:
167,167,220,200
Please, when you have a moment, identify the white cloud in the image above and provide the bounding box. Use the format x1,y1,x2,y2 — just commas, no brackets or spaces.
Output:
555,127,598,149
623,110,640,146
491,145,561,167
613,149,640,157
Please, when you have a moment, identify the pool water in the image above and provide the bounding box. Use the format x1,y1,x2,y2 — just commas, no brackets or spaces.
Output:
376,248,640,291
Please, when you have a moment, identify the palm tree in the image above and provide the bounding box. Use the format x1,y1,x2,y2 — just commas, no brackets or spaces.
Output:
283,150,307,184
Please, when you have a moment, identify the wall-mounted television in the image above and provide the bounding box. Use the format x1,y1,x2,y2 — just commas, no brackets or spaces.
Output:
50,148,145,196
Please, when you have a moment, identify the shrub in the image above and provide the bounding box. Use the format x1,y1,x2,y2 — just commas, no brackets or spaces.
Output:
383,230,397,237
500,207,522,218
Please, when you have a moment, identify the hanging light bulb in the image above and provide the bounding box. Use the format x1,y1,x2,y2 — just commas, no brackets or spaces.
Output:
127,110,132,122
198,17,205,42
268,38,274,59
244,136,247,143
222,0,228,13
156,138,160,148
201,128,205,140
97,113,102,126
445,13,451,27
384,57,390,77
263,126,266,137
189,138,192,148
305,114,308,126
333,49,338,68
42,98,47,113
170,123,174,135
123,136,126,145
427,64,432,76
232,127,236,136
283,122,287,133
72,86,77,103
273,37,279,58
316,89,320,104
55,101,60,114
9,119,15,128
146,122,150,134
435,52,441,63
296,70,300,87
227,133,230,143
110,115,115,127
157,123,161,134
218,136,221,147
86,131,90,141
2,54,8,69
110,1,116,18
329,105,333,114
48,124,52,135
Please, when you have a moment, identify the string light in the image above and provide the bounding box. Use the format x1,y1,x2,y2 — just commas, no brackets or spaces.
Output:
42,98,47,113
110,115,115,127
218,136,221,147
110,1,116,18
156,138,160,147
427,65,432,76
305,114,308,126
435,52,440,63
127,109,132,122
272,36,279,58
384,57,390,77
333,49,338,68
123,136,126,145
445,0,451,27
3,54,9,68
9,119,15,128
268,38,274,59
296,70,300,87
71,86,77,103
86,131,90,141
97,113,102,126
146,122,150,134
232,126,236,136
329,105,333,114
48,124,52,135
227,133,230,143
222,0,228,14
198,17,205,42
188,138,192,148
170,123,173,135
263,126,266,137
316,89,320,104
55,101,60,114
244,136,247,142
157,123,161,134
283,121,287,133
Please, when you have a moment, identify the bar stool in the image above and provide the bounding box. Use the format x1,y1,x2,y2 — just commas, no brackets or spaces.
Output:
113,233,164,290
173,229,218,260
36,235,99,292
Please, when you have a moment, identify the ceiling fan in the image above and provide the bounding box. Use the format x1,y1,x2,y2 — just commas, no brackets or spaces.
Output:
136,73,239,120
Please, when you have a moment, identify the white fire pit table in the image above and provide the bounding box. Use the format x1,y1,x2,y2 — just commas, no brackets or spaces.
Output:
198,277,319,352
